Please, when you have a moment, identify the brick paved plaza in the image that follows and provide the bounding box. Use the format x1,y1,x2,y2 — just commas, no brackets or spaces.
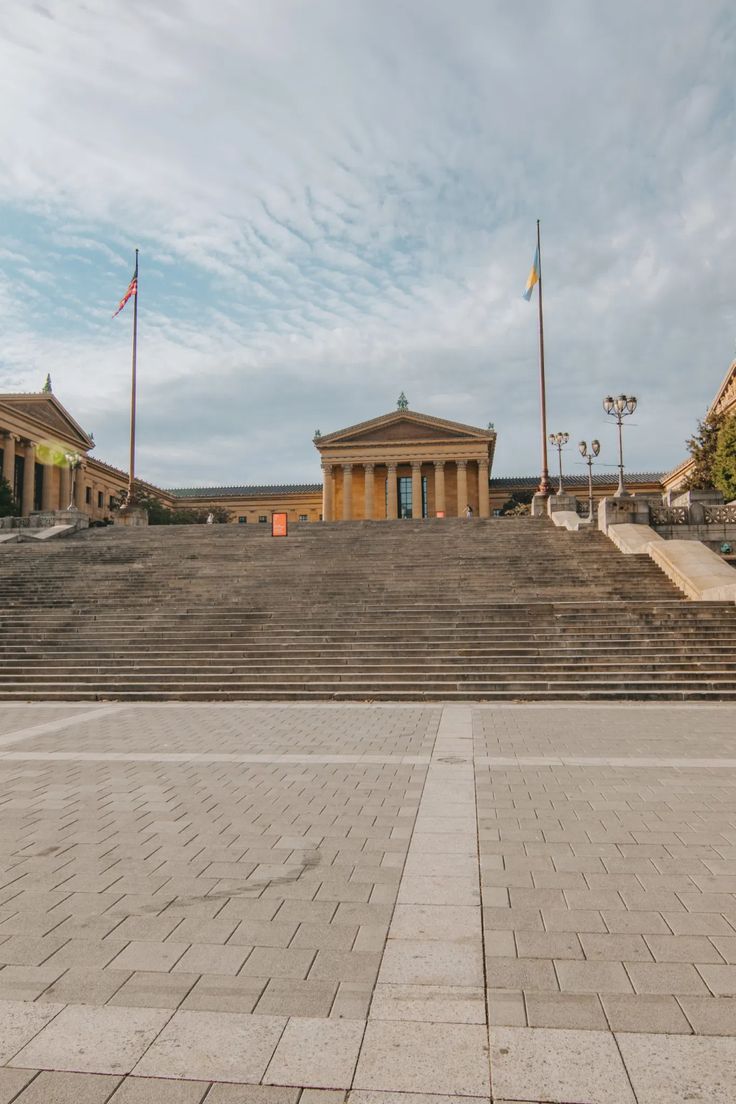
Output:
0,702,735,1103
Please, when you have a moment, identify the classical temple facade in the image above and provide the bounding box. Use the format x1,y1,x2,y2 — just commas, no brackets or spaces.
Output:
315,407,496,520
0,390,134,521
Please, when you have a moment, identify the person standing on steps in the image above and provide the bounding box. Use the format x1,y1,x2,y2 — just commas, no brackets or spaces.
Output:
206,512,214,525
465,504,473,519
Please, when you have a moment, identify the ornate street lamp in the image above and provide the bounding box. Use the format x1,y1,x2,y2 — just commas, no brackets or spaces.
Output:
548,432,569,494
64,452,81,511
603,394,637,496
578,439,600,520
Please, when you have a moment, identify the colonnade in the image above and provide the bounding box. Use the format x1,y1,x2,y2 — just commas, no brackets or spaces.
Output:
321,457,491,522
0,431,108,517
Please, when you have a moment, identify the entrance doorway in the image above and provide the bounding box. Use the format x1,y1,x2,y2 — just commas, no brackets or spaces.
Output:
395,475,428,518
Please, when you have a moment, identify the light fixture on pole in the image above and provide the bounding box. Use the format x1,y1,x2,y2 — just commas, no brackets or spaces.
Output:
603,394,637,496
578,439,600,520
548,432,569,494
63,452,81,511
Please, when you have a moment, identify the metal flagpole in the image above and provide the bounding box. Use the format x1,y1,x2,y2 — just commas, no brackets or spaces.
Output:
128,248,139,505
536,220,552,495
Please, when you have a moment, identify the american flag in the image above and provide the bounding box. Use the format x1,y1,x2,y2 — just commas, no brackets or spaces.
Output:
112,274,137,318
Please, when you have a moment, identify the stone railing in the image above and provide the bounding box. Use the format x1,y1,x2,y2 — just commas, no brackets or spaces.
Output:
704,504,736,524
650,506,688,526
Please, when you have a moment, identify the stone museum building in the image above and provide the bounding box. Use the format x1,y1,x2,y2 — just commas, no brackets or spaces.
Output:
2,359,734,523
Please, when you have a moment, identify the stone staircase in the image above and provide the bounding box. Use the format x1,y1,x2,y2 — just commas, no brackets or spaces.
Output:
1,517,735,700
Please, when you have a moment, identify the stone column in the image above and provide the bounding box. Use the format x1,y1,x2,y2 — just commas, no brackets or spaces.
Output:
478,457,490,518
342,463,353,521
59,464,71,510
456,460,468,517
2,433,16,491
364,463,375,520
434,460,445,517
41,457,55,511
322,464,334,522
22,442,36,516
411,460,423,519
75,463,87,511
386,463,398,520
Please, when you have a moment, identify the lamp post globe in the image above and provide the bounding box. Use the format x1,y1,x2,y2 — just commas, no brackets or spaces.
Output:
603,394,637,496
549,432,569,495
579,438,601,521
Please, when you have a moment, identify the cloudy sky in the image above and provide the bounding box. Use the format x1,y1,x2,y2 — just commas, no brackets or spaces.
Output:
0,1,733,488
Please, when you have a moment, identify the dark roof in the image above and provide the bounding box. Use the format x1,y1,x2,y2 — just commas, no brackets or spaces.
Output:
166,484,323,499
490,472,666,489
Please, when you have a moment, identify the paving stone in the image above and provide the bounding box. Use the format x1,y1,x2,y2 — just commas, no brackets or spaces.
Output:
555,959,633,994
0,999,63,1064
11,1071,122,1103
173,943,250,976
308,950,381,984
10,1004,171,1074
485,957,557,992
678,995,736,1035
108,970,199,1008
486,989,526,1026
710,936,736,963
617,1031,736,1103
579,933,652,961
602,993,692,1033
514,932,583,960
397,876,480,907
0,935,69,967
0,964,65,1000
525,991,607,1030
0,1068,37,1103
255,979,337,1018
626,961,710,995
228,921,299,948
354,1020,490,1096
109,941,189,973
264,1017,364,1088
300,1093,347,1104
542,908,606,933
330,982,373,1020
378,939,482,986
349,1095,489,1104
388,904,480,943
371,982,485,1024
38,968,131,1005
239,946,315,980
113,917,184,942
133,1010,285,1081
490,1025,635,1103
108,1077,210,1102
195,1085,298,1103
696,963,736,995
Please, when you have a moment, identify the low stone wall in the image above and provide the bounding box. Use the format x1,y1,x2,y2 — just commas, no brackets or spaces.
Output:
607,522,736,603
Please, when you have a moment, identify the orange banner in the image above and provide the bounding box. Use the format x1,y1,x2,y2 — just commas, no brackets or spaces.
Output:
272,512,288,537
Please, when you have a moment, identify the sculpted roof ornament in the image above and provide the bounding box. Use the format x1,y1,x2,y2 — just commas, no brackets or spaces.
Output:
397,392,409,411
42,374,52,393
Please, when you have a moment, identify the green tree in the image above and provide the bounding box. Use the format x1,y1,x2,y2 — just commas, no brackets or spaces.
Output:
712,415,736,502
498,489,533,516
0,475,18,518
682,410,726,490
127,484,231,525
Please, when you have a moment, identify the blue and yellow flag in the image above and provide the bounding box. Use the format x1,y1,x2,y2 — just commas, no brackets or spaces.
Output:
522,246,540,300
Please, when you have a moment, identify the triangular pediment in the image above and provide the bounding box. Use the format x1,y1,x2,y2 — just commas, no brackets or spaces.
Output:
710,359,736,418
0,393,94,450
317,409,495,447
